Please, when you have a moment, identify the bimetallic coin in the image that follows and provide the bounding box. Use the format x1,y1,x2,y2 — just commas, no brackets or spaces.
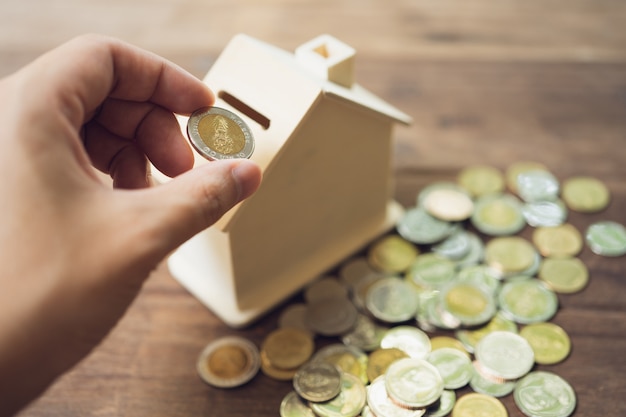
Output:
306,296,359,336
366,348,409,382
187,106,254,160
457,165,505,198
514,371,576,417
562,176,610,213
440,282,496,327
532,223,583,258
397,207,458,245
417,182,468,206
385,358,444,409
367,376,426,417
261,328,315,370
498,279,558,324
471,193,526,236
280,391,316,417
380,326,432,360
309,372,367,417
197,336,261,388
368,234,419,274
427,347,473,390
516,169,560,203
520,322,571,365
423,188,474,222
452,393,508,417
293,361,342,403
585,221,626,257
539,257,589,294
475,331,535,380
485,236,537,276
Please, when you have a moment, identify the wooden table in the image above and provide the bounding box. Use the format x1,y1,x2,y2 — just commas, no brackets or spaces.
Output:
2,0,625,415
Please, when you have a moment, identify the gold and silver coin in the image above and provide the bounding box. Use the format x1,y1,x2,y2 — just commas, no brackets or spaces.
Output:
196,336,261,388
187,106,254,160
498,279,558,324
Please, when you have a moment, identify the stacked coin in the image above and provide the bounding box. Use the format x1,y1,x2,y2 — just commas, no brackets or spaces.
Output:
197,161,622,417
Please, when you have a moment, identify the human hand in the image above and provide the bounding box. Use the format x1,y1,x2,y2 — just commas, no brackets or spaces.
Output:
0,34,262,415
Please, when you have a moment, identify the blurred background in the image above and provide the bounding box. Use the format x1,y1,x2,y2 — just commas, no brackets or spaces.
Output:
2,0,626,186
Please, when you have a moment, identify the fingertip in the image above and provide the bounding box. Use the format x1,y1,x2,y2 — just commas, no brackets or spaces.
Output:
231,159,262,202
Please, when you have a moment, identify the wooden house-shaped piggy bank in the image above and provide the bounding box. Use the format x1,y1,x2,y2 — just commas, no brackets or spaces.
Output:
167,34,411,327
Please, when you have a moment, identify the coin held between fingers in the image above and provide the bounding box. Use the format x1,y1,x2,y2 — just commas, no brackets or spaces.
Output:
187,106,255,161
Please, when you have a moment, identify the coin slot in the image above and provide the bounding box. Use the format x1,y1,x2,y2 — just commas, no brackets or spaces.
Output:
218,91,270,130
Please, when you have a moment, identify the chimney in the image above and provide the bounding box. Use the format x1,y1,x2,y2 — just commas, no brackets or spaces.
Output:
295,34,356,88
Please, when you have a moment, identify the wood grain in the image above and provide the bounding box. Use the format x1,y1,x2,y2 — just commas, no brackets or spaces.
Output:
1,0,625,415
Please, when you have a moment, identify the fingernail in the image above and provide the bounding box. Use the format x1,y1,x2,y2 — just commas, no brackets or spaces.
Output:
231,160,262,201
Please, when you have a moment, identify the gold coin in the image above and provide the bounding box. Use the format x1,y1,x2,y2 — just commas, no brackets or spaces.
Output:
532,223,583,258
261,328,314,370
458,165,505,197
506,161,548,194
187,106,254,160
197,336,260,388
485,236,537,275
539,257,589,294
424,188,475,221
562,176,610,213
520,322,571,365
366,348,408,382
367,234,419,273
430,336,470,358
452,393,508,417
260,350,297,381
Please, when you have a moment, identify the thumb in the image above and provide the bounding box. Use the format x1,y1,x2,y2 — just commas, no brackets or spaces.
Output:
136,159,262,258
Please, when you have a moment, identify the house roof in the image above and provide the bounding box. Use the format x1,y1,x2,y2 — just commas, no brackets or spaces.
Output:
237,34,412,125
194,34,412,230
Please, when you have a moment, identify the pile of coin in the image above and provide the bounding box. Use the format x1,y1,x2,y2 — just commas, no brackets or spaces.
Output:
197,161,625,417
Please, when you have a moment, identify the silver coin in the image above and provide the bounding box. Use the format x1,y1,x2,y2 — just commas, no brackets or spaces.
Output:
514,371,576,417
186,106,254,160
305,296,358,336
293,361,342,403
365,276,419,323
